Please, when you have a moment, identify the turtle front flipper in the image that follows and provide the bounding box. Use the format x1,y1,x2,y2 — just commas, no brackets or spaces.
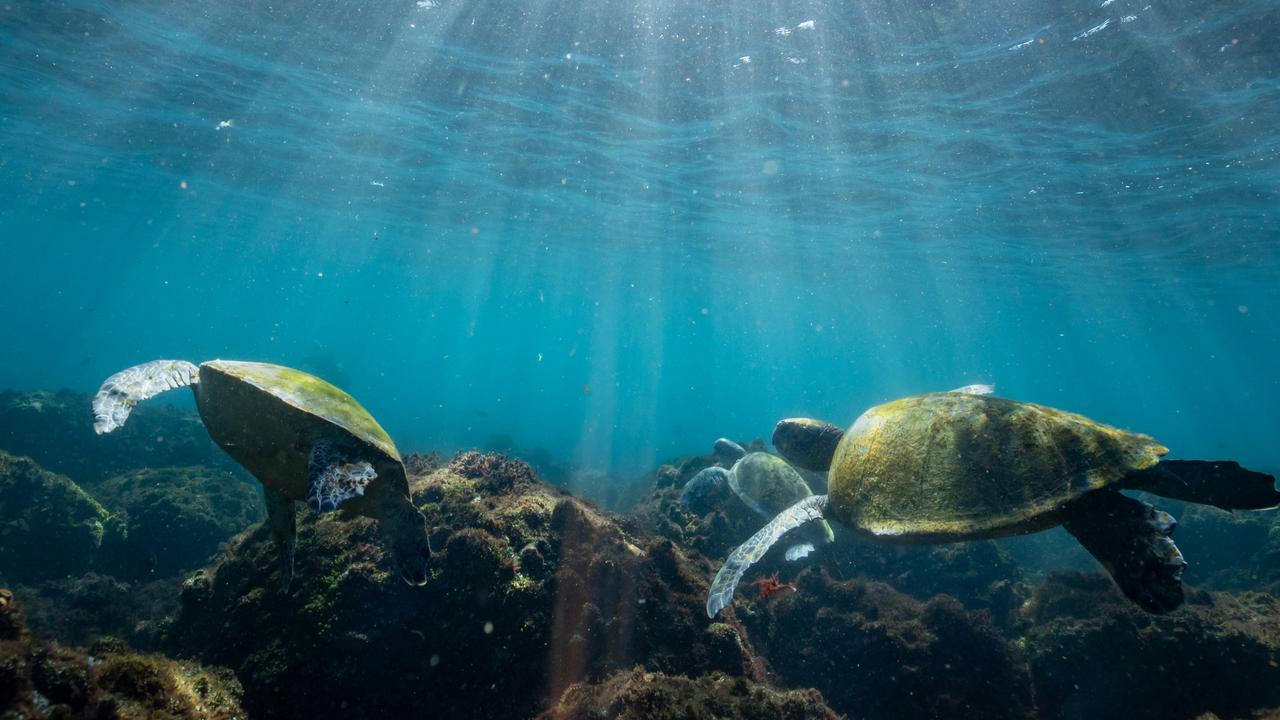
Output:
306,439,378,513
1063,489,1186,613
707,494,829,618
92,359,200,434
264,486,298,591
772,418,844,472
1124,460,1280,511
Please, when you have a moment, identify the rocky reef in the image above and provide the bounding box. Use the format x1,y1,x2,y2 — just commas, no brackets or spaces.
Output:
5,403,1280,720
0,390,233,489
539,668,841,720
1017,572,1280,719
0,450,123,583
94,466,263,580
161,451,766,720
0,588,245,720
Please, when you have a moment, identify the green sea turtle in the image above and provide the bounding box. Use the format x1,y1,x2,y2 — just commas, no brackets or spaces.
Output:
706,385,1279,617
92,359,432,589
681,439,834,560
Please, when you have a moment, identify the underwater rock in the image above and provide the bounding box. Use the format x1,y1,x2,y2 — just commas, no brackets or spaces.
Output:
0,450,124,583
1018,572,1280,719
163,451,763,720
13,574,179,650
738,567,1035,720
0,389,232,489
538,667,842,720
0,591,244,720
93,466,264,580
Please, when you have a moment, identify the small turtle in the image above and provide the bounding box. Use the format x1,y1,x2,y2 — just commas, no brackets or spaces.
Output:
680,439,834,561
706,385,1279,617
93,359,432,589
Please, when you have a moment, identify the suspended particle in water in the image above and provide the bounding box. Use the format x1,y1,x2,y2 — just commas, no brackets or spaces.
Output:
429,654,440,667
1237,305,1249,314
179,180,188,190
483,621,494,635
762,160,779,175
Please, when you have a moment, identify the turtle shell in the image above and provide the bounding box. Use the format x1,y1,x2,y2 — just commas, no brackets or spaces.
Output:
730,452,819,517
192,360,400,500
827,392,1168,542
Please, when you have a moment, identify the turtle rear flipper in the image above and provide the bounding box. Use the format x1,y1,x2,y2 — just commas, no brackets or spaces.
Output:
707,494,829,618
1063,490,1186,613
1124,460,1280,511
92,359,200,434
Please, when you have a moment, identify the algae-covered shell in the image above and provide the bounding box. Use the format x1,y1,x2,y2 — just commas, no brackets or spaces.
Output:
195,360,401,500
730,452,818,517
827,392,1167,542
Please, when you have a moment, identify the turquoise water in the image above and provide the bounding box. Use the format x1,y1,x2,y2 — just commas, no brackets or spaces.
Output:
2,0,1278,497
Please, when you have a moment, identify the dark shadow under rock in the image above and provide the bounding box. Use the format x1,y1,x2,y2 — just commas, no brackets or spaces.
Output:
538,667,842,720
1018,572,1280,720
163,453,766,720
738,567,1036,720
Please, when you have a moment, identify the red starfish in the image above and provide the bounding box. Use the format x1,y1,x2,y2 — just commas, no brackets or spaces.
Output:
750,572,797,601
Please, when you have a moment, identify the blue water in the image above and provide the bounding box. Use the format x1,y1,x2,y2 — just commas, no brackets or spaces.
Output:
2,0,1278,499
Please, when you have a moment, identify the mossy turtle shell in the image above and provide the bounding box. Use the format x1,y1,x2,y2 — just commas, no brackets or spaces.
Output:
729,452,817,517
827,392,1168,542
192,361,400,498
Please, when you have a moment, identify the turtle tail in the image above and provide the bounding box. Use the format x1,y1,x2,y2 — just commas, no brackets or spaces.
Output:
706,494,829,618
92,360,200,434
1123,460,1280,511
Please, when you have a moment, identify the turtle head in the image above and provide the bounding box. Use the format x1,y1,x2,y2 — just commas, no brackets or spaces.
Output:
383,501,433,586
772,418,844,473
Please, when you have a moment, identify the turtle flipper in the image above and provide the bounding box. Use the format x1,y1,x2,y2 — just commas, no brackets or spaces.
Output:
948,383,994,395
264,486,298,591
706,494,829,618
306,439,378,513
680,466,730,512
1125,460,1280,511
92,360,200,434
1063,489,1186,613
784,543,816,561
772,419,844,472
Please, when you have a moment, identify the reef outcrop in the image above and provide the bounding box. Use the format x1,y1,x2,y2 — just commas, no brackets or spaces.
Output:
94,466,263,580
1017,572,1280,719
538,668,841,720
0,389,233,489
0,589,244,720
0,450,123,583
162,452,762,720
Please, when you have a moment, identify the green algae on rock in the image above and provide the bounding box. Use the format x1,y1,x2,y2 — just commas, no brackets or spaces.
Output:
163,453,762,720
94,466,264,580
0,591,244,720
0,450,123,583
538,668,842,720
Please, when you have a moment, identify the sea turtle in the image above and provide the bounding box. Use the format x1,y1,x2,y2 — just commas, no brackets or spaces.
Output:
680,439,834,560
706,385,1279,617
92,359,432,589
